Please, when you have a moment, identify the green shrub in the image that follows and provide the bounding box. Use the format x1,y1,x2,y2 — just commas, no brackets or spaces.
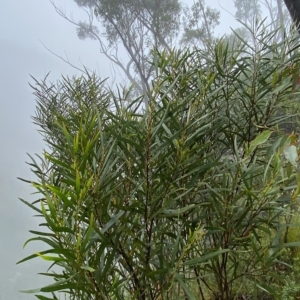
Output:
18,23,300,300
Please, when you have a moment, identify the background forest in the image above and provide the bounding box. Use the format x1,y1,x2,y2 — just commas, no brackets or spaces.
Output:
3,0,300,299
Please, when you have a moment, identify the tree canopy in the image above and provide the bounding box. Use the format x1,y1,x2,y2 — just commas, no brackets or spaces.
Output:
50,0,220,102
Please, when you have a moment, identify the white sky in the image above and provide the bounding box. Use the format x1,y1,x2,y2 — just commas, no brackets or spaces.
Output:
0,0,255,298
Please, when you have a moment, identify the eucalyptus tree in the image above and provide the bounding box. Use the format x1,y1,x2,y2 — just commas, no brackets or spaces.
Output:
49,0,220,103
233,0,262,26
18,23,300,299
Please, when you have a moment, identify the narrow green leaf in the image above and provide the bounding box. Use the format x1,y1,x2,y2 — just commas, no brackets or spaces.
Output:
80,266,95,272
19,198,42,214
183,249,229,266
17,249,75,264
162,204,195,217
22,237,60,250
255,282,278,297
35,253,67,262
287,161,293,178
35,295,57,300
81,213,94,250
249,130,272,153
175,273,197,300
19,288,42,294
275,241,300,248
41,283,81,293
101,211,125,234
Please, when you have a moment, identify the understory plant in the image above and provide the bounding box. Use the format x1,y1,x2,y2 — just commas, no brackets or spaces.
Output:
18,23,300,299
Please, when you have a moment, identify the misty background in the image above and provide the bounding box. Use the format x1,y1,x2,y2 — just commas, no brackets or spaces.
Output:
0,0,236,298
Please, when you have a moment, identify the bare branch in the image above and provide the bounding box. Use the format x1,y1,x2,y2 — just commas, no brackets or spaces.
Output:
39,40,87,74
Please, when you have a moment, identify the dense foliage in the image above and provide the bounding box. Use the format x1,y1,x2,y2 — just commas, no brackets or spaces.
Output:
19,24,300,299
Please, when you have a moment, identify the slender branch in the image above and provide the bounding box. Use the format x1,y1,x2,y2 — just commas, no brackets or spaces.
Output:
39,40,87,74
106,15,151,94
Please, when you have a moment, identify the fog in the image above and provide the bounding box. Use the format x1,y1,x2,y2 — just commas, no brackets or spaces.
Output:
0,0,236,298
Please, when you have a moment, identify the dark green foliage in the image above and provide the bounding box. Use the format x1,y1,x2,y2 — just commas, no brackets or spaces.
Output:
19,24,300,299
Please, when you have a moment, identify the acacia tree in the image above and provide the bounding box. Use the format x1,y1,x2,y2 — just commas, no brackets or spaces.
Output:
49,0,220,102
19,24,300,299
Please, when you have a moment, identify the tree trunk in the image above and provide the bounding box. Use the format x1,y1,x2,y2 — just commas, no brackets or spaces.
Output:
283,0,300,33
